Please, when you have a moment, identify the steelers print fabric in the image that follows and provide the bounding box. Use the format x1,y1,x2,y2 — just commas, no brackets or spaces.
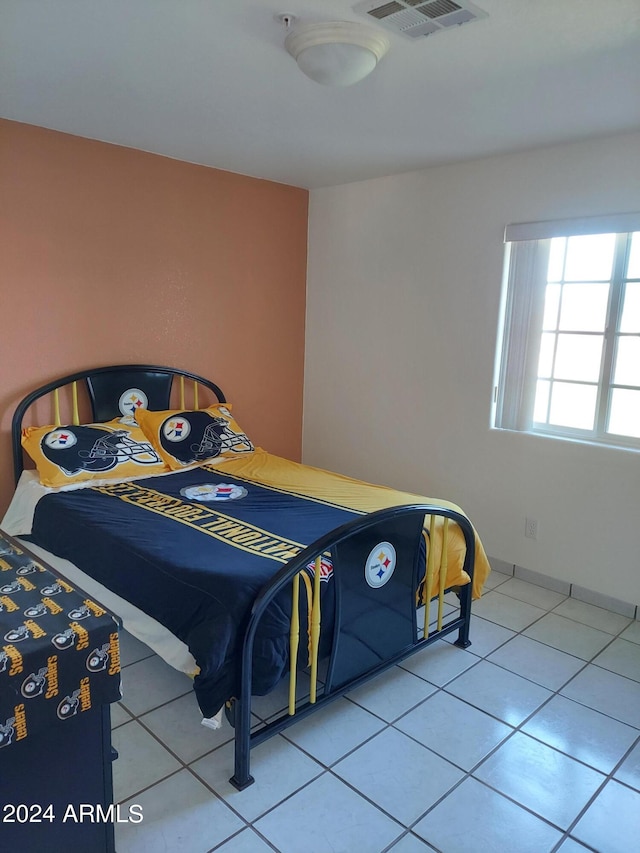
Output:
135,404,254,470
21,419,168,488
0,534,121,751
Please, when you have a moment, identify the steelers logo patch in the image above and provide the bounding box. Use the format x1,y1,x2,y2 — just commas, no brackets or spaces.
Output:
119,388,148,418
162,416,191,443
364,542,396,589
44,429,77,450
180,483,247,502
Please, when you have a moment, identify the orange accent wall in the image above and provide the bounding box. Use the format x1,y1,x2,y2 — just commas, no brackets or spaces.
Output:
0,119,308,514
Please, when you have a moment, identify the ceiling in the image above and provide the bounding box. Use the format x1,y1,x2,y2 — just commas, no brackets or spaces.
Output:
1,0,639,189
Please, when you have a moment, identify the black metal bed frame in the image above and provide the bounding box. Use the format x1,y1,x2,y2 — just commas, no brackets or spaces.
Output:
11,364,475,790
12,364,225,484
229,503,474,789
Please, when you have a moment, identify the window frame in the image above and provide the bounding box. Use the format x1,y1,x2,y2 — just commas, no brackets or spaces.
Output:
494,214,640,452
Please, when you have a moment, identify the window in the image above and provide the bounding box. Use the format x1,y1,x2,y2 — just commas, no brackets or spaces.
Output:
494,213,640,449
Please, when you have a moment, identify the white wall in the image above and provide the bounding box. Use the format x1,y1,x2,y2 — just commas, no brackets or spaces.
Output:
303,132,640,605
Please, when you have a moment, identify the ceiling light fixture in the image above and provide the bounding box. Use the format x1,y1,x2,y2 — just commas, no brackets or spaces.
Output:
281,17,390,87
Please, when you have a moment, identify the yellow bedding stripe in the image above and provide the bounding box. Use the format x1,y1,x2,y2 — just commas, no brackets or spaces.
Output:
203,450,491,599
204,449,462,516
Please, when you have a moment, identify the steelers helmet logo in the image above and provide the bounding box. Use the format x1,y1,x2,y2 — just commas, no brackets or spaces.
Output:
51,629,76,650
21,669,47,698
86,645,109,672
163,417,192,443
364,542,396,589
24,603,47,618
44,429,78,450
57,693,80,720
119,388,148,418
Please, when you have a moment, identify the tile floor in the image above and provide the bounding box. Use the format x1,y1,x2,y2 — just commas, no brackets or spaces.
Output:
111,570,640,853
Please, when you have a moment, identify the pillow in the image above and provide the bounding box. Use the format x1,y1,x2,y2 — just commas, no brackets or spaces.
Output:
21,418,169,488
135,404,254,470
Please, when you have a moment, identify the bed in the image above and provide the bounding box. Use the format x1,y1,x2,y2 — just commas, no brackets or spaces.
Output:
4,364,491,789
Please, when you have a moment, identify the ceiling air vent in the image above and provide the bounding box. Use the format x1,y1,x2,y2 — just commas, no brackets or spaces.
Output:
353,0,487,39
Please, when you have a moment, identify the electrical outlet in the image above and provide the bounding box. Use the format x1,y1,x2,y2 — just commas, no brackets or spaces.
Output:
525,517,538,540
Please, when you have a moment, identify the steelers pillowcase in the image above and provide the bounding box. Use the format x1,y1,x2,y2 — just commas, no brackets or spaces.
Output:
135,404,254,470
22,419,169,488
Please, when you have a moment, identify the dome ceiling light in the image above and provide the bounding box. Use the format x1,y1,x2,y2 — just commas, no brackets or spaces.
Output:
280,16,391,87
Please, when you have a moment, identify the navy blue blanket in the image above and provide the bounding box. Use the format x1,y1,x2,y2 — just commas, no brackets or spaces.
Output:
29,469,360,716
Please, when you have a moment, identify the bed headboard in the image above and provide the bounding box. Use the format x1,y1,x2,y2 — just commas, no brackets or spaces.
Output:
12,364,226,484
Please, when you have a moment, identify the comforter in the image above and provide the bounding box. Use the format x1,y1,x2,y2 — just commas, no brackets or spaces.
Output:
24,449,490,716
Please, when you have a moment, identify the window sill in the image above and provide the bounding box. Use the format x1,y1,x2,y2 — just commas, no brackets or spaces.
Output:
491,426,640,455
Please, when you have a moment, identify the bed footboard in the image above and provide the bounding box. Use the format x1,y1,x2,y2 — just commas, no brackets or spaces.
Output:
229,503,475,790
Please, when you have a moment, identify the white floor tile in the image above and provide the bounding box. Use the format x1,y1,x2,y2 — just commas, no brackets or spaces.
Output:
413,776,563,853
110,701,133,729
119,654,193,715
333,727,463,825
191,734,323,823
112,720,182,803
445,614,516,657
613,740,640,790
139,691,234,763
399,641,479,686
102,575,640,853
118,629,156,667
482,570,512,591
487,635,585,690
524,613,613,660
254,772,403,853
497,577,567,610
522,695,639,775
572,780,640,853
446,659,552,726
474,732,605,829
387,833,434,852
469,590,547,631
214,828,277,853
115,769,243,853
620,620,640,645
561,665,640,728
395,690,512,771
552,598,632,635
281,695,385,766
346,665,437,722
557,839,596,852
592,638,640,682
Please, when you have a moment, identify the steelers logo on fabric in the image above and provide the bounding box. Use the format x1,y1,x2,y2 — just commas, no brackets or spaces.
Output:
364,542,397,589
180,483,247,502
44,429,77,450
24,603,47,618
163,417,192,443
119,388,148,418
305,556,334,582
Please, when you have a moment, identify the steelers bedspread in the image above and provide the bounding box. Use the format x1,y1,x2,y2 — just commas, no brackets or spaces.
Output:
25,450,490,718
27,464,364,717
0,532,121,752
